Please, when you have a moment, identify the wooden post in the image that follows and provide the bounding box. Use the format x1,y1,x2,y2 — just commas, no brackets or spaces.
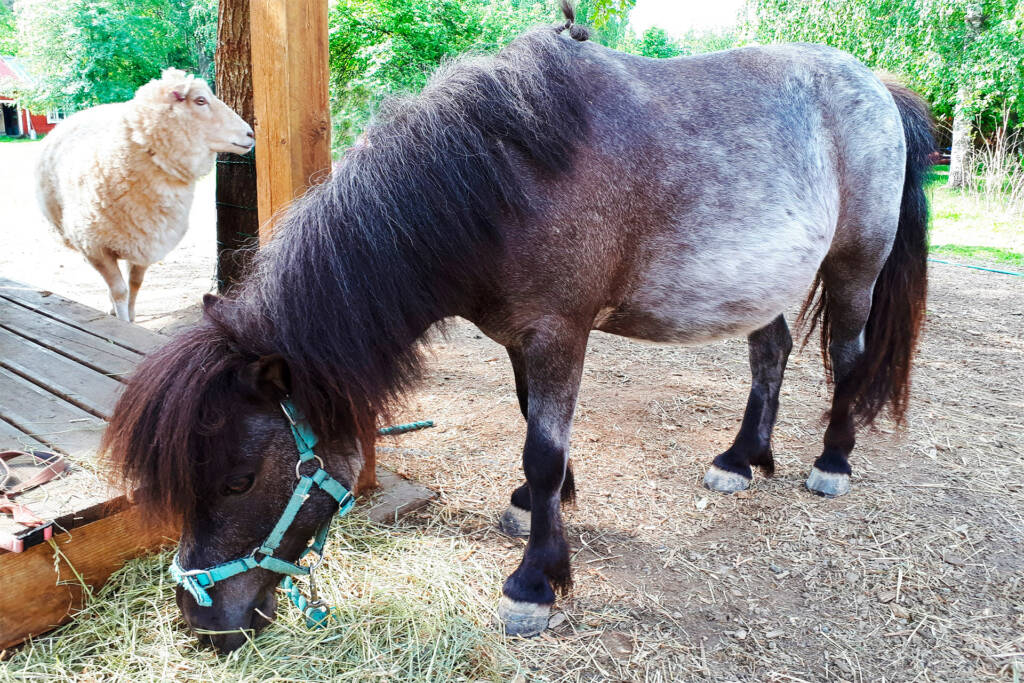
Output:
214,0,259,291
249,0,332,241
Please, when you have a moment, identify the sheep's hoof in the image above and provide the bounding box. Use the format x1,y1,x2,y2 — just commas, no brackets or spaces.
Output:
498,596,550,637
498,504,531,537
703,465,751,493
805,467,851,497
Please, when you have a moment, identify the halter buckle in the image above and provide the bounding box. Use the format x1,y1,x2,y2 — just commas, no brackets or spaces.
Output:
177,567,215,588
295,454,326,480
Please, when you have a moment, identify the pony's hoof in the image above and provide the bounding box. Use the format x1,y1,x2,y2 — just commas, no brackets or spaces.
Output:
498,596,550,637
498,504,531,537
703,465,751,493
805,467,851,497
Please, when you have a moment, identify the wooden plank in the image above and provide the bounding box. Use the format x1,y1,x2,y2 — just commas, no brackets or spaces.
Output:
0,299,142,380
0,368,107,457
364,467,437,525
0,506,176,650
0,327,121,418
0,278,163,355
0,417,46,452
250,0,331,239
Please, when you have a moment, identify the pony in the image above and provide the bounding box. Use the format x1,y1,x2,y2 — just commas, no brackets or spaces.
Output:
102,5,932,652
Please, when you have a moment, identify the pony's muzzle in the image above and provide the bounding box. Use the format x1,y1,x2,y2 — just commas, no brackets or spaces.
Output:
176,584,278,653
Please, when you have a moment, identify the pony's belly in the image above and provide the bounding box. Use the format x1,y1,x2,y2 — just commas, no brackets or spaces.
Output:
597,252,823,345
595,300,782,345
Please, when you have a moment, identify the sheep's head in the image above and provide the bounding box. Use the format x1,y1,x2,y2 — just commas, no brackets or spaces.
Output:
136,69,255,157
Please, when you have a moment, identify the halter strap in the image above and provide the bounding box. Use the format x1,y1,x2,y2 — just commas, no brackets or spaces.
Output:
170,399,355,628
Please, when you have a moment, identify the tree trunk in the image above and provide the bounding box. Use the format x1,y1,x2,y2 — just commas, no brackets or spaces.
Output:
214,0,258,293
947,85,972,189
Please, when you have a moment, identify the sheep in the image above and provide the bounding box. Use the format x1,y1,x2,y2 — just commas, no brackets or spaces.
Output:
35,69,254,322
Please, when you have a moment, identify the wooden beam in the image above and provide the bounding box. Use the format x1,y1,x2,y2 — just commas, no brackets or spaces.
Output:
250,0,331,241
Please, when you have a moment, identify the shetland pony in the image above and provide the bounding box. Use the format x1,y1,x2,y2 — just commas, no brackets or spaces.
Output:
103,6,932,652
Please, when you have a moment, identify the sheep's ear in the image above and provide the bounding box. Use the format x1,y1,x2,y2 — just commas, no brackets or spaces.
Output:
241,354,292,401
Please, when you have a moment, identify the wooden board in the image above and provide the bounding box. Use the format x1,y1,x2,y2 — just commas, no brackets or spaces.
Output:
0,300,142,379
364,468,437,525
250,0,331,239
0,505,176,650
0,326,121,418
0,368,108,457
0,278,163,355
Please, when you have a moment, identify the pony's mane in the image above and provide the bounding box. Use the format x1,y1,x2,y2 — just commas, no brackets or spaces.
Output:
103,26,591,522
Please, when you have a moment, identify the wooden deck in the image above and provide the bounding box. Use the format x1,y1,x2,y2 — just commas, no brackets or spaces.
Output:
0,278,173,649
0,277,434,649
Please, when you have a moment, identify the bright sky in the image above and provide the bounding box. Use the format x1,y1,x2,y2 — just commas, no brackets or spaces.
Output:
629,0,747,35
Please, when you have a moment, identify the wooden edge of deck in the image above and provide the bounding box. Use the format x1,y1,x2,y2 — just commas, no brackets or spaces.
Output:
0,504,177,651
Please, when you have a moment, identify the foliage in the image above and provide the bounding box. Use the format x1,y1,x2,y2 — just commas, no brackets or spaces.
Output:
635,26,683,58
13,0,216,111
746,0,1024,123
328,0,560,148
0,3,16,54
328,0,737,150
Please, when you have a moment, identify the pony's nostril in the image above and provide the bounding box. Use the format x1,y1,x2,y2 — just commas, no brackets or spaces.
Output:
246,129,255,139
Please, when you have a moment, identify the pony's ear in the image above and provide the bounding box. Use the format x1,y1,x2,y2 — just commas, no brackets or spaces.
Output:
241,354,292,400
202,293,221,312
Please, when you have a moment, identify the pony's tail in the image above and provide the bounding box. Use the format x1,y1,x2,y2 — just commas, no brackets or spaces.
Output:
802,81,933,426
557,0,590,41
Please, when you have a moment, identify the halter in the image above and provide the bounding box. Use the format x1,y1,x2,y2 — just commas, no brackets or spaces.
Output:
170,399,355,628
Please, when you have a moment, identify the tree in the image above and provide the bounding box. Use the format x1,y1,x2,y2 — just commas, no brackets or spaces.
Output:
0,3,16,54
328,0,557,149
14,0,216,111
635,26,684,58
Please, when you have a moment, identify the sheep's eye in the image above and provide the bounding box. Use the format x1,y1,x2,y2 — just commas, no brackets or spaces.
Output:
194,96,208,106
222,473,254,496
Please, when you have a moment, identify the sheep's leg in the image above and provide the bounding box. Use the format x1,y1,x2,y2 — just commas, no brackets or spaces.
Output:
87,251,130,322
128,264,148,323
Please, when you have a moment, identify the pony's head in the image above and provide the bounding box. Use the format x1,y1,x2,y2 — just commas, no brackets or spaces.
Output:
102,295,372,652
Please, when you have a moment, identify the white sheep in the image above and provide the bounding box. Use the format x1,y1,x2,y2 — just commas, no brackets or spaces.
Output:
35,69,253,322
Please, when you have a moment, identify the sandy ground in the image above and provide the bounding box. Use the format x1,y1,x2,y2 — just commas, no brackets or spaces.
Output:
2,139,1022,680
0,140,214,332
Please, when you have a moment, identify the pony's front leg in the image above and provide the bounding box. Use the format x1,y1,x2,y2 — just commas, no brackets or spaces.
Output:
498,323,587,636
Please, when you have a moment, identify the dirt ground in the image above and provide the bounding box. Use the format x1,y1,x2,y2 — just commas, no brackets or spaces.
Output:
2,140,1022,680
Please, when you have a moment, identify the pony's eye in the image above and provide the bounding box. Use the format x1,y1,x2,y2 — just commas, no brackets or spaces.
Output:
194,96,208,106
222,473,255,496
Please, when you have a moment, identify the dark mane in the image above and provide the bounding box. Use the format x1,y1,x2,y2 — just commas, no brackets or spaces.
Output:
103,26,591,522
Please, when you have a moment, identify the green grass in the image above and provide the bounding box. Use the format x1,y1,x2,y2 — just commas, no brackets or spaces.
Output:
926,164,1024,269
0,135,42,143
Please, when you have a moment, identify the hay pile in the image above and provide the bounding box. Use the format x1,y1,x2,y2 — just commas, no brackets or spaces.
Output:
2,515,521,682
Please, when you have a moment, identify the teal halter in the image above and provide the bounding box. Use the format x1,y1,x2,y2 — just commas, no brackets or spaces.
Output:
170,399,355,628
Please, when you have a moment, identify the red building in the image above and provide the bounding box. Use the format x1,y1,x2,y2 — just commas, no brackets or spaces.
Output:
0,55,64,138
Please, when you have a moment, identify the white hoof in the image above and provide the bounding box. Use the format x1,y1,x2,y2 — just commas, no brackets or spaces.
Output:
497,596,550,637
498,504,531,537
703,465,751,493
805,467,851,497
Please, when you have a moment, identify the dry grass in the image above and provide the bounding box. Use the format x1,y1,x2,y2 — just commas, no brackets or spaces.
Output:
2,515,524,682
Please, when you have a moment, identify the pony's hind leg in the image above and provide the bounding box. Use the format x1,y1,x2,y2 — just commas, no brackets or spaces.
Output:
806,276,875,497
704,315,792,492
499,345,576,538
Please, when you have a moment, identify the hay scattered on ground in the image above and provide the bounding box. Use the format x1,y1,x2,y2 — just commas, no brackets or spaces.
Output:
2,516,522,682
